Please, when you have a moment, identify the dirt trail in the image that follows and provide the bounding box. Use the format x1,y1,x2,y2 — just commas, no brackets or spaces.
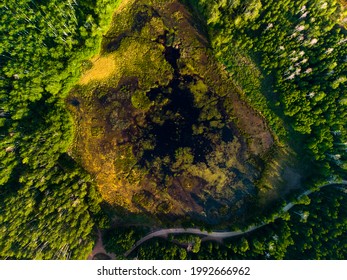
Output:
123,180,347,257
88,229,116,260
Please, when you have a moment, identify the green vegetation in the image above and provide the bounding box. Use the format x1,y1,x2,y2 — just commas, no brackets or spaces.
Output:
1,0,346,260
109,0,347,260
187,0,347,177
137,237,188,260
127,187,346,260
195,187,347,260
0,0,122,259
70,0,275,225
103,227,146,256
129,233,203,258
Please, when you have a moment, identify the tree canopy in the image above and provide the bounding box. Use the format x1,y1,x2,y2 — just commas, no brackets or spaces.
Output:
0,0,121,259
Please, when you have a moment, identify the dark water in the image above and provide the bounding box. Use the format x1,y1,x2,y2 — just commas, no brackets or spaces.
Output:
164,46,180,76
69,98,80,107
144,75,213,163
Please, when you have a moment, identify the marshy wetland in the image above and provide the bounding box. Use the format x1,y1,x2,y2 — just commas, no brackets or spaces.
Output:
68,0,280,225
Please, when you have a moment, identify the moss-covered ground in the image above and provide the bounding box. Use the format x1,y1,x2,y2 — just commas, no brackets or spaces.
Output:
67,0,292,226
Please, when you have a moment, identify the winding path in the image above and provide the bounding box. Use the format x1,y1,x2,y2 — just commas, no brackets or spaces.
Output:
88,229,116,260
124,180,347,257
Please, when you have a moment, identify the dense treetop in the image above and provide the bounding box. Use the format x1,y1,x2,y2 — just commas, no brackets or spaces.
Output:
188,0,347,176
0,0,121,259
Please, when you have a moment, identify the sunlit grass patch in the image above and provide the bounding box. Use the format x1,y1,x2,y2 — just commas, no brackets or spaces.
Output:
79,54,117,85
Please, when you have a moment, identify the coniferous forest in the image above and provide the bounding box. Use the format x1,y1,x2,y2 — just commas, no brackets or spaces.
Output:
1,0,346,259
0,0,121,259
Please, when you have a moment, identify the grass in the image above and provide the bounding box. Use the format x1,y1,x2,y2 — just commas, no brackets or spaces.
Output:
79,54,117,85
67,0,287,227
